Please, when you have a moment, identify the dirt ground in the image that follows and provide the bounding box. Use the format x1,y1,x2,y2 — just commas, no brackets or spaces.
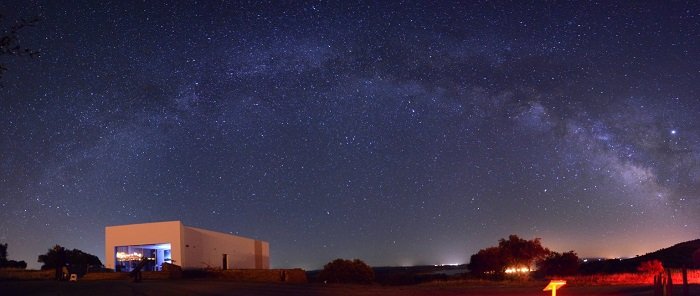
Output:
1,280,698,296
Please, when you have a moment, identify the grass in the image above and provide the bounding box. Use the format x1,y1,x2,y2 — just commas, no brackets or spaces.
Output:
0,268,53,280
561,269,700,285
3,279,693,296
2,268,307,283
2,269,700,296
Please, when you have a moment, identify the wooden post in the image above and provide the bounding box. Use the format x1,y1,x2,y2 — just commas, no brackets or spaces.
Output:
665,269,673,296
682,267,688,296
654,273,661,296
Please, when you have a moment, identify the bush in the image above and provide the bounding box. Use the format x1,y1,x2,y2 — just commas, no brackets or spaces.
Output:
1,260,27,269
38,245,103,278
536,251,579,277
637,260,664,274
468,247,504,278
0,243,27,269
318,258,374,284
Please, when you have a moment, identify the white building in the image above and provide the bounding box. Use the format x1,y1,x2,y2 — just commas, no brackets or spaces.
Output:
105,221,269,271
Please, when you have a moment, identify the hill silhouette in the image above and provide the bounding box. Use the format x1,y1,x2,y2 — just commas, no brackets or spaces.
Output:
580,239,700,274
628,239,700,268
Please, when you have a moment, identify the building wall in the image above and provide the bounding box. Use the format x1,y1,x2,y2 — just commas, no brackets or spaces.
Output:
104,221,184,270
182,226,270,269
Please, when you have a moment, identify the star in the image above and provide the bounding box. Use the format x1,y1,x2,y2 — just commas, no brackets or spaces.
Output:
0,1,697,270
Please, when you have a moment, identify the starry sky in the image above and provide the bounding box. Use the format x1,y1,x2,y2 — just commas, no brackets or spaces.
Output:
0,1,698,270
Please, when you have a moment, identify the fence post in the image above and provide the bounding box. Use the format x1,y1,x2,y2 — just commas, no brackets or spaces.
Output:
654,273,661,296
682,267,688,296
665,269,673,296
661,271,668,296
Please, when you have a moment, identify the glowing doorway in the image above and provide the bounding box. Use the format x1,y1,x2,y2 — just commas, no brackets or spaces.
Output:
114,243,171,272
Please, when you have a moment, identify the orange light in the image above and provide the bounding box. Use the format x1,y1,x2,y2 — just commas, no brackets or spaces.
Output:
504,266,531,273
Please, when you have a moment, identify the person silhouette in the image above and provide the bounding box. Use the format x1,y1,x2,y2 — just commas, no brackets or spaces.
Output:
129,257,149,283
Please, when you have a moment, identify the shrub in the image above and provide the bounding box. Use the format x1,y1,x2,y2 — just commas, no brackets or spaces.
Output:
536,251,579,277
468,247,504,277
318,258,374,284
1,260,27,269
637,260,664,274
38,245,103,278
0,243,27,269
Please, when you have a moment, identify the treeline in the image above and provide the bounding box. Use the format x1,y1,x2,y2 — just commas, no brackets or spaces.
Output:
467,235,580,279
38,245,103,278
580,239,700,274
467,235,700,277
0,243,103,279
0,243,27,269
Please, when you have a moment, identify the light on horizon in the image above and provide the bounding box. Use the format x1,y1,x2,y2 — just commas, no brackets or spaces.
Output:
505,266,531,273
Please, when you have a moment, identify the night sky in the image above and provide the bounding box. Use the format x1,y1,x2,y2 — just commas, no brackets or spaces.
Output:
1,1,698,270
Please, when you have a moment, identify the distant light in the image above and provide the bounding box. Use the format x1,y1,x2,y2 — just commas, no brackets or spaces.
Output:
671,130,677,135
505,266,531,273
435,263,460,267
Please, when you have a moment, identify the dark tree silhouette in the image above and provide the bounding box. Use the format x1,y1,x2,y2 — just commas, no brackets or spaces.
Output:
467,247,504,275
497,235,550,270
318,258,375,284
0,243,6,262
0,13,40,81
65,248,103,275
537,251,580,277
38,245,102,279
468,235,551,277
0,242,27,269
38,245,67,280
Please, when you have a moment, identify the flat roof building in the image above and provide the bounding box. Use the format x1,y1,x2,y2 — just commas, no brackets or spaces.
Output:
105,221,269,271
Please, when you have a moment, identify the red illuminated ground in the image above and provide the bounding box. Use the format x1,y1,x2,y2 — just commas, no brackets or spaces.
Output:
2,280,699,296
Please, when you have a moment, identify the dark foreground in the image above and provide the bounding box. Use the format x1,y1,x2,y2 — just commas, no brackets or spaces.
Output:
1,280,698,296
